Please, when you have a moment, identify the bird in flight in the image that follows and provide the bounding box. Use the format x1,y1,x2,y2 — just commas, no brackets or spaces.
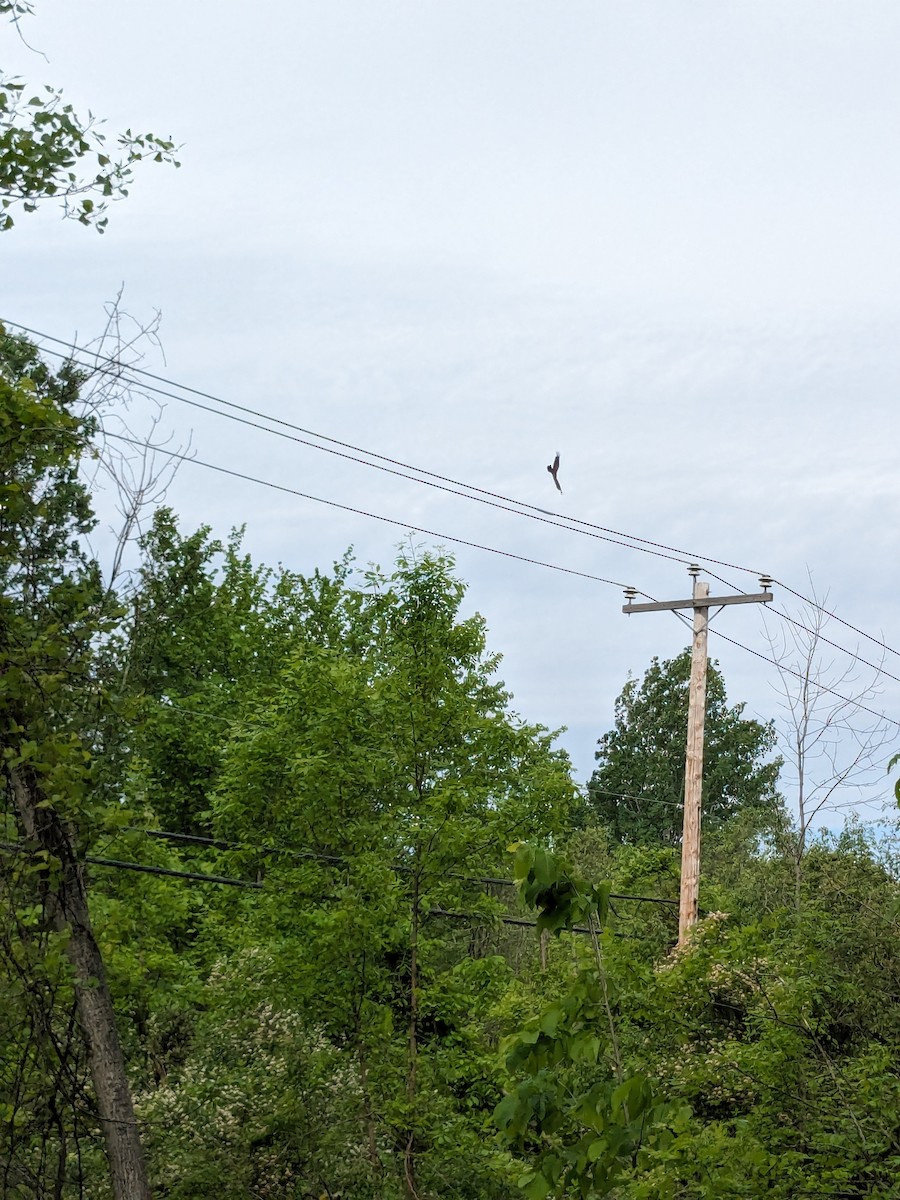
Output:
547,452,562,493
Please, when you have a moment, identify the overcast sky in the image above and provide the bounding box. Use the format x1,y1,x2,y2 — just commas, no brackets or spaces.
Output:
4,1,900,822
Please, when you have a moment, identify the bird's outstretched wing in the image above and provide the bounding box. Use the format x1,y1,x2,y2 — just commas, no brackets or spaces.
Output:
547,452,563,492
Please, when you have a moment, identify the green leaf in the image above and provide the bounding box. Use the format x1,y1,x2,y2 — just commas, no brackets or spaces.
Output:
587,1137,609,1163
519,1171,552,1200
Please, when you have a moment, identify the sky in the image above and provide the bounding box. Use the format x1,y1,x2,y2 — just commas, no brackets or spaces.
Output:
3,1,900,823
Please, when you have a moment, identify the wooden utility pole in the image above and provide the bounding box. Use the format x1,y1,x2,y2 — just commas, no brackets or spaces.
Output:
622,567,773,945
681,572,709,943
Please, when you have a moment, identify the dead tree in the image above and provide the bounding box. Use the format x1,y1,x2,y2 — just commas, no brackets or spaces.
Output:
762,585,892,907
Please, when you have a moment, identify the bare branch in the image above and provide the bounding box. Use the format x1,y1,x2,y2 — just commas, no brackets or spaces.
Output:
66,292,194,592
761,578,893,904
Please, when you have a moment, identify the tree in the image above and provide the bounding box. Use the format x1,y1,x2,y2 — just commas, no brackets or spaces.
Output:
1,1,178,230
497,826,900,1200
203,548,577,1200
0,327,151,1197
496,844,682,1200
76,516,576,1197
114,511,361,834
586,650,784,847
762,593,893,907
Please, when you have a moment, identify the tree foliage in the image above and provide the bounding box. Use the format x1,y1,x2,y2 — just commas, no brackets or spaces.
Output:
497,826,900,1199
586,650,785,847
0,326,151,1197
1,1,179,230
132,540,578,1199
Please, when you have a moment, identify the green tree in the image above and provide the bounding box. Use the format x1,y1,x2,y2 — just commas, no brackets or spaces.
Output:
113,511,364,835
618,825,900,1197
1,1,178,230
586,650,784,847
0,326,151,1196
497,824,900,1200
119,543,574,1199
495,844,686,1200
116,513,269,835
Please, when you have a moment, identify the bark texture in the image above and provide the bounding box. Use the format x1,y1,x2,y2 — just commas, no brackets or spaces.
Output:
9,766,151,1200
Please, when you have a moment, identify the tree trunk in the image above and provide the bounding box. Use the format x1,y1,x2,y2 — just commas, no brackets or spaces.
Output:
794,739,806,912
8,766,151,1200
355,1039,381,1173
404,877,420,1200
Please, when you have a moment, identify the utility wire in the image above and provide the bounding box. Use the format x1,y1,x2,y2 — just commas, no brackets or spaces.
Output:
2,320,765,577
0,841,261,889
87,355,900,673
1,832,681,909
775,578,900,661
427,907,641,939
664,600,900,735
39,343,702,574
0,841,654,938
590,787,683,810
698,566,900,688
139,827,680,906
115,433,900,731
7,318,899,667
708,627,900,732
8,321,899,727
764,609,900,688
103,432,635,591
136,705,889,817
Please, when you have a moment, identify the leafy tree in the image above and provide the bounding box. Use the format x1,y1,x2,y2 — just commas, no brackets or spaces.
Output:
115,514,269,835
1,1,179,230
0,326,151,1196
120,542,574,1199
498,825,900,1200
74,515,578,1197
586,650,784,847
115,512,367,835
495,844,687,1200
501,820,900,1200
134,946,380,1200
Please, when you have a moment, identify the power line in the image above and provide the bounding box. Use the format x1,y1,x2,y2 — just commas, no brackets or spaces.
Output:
7,318,900,669
46,345,703,573
698,566,900,686
765,608,900,688
9,321,900,728
427,907,642,939
139,827,681,906
131,697,866,821
662,600,900,733
104,432,634,591
708,626,900,732
2,319,765,578
103,434,900,733
0,841,261,889
0,841,663,937
1,830,681,909
86,358,900,674
776,578,900,662
138,703,885,820
589,787,684,811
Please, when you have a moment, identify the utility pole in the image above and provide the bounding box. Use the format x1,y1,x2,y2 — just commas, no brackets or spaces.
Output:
622,567,773,945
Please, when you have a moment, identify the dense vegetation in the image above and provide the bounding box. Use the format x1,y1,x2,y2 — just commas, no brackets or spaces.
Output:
2,329,900,1199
